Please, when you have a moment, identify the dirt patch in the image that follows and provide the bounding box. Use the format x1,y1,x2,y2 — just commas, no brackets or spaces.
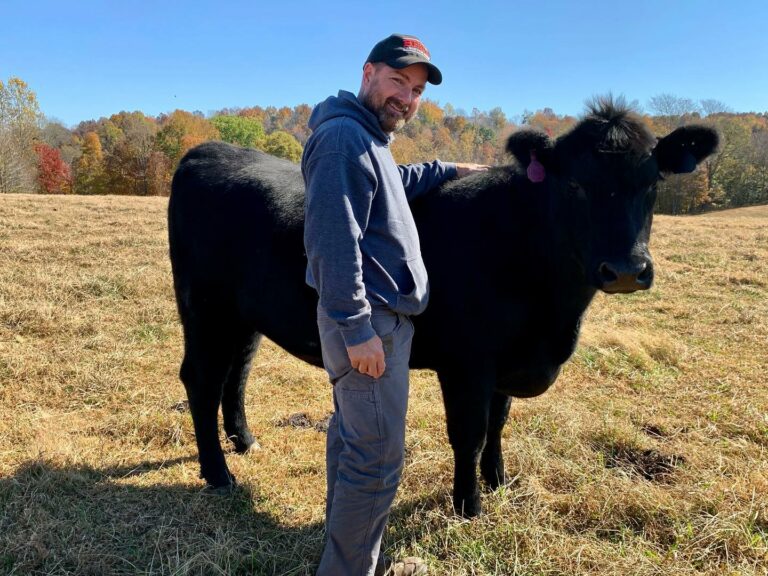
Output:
604,446,685,482
276,412,332,432
170,400,189,412
640,424,667,438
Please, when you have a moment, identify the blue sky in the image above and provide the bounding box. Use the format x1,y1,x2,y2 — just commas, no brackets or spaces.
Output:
3,0,767,127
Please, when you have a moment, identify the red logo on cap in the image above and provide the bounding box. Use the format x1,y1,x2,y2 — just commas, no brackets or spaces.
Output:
403,38,430,60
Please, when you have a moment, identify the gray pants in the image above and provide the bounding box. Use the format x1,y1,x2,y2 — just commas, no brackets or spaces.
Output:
315,306,415,576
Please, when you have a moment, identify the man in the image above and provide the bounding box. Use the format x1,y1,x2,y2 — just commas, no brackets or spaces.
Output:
303,33,486,576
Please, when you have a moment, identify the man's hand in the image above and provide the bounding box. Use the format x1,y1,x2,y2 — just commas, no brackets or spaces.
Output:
455,163,491,178
347,335,386,379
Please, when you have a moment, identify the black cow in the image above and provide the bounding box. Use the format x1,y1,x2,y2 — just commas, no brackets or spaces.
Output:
168,99,717,517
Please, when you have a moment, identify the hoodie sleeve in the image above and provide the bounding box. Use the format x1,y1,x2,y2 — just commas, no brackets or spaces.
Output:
398,160,457,202
304,150,378,347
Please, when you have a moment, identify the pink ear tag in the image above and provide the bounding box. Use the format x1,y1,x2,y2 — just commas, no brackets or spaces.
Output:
527,151,546,183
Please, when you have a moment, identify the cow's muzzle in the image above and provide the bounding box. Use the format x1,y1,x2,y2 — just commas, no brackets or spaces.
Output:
598,259,654,293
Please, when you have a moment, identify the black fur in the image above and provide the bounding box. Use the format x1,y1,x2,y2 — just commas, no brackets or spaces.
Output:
566,96,657,157
654,125,720,173
506,129,554,169
168,101,718,517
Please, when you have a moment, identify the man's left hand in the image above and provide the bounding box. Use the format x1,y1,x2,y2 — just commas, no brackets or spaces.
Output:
455,163,491,178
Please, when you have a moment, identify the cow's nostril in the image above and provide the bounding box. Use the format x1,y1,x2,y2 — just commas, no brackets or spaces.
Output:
599,263,618,283
637,264,652,284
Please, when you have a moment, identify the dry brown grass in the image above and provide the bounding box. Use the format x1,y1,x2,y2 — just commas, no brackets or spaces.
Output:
1,194,766,575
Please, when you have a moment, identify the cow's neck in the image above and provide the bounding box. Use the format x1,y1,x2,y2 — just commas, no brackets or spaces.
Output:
529,180,598,362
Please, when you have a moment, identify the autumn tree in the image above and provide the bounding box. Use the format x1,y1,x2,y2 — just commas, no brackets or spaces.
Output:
34,143,72,194
0,77,42,193
655,168,711,214
488,107,507,132
73,131,106,194
524,107,576,137
261,106,293,133
289,104,313,144
433,126,453,157
97,118,124,156
750,127,768,204
390,134,420,164
707,113,768,208
239,106,267,123
146,151,173,196
740,117,768,206
101,111,158,195
443,114,467,135
41,119,80,165
155,110,220,166
417,100,444,127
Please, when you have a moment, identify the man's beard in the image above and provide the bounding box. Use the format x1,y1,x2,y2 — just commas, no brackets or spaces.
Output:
360,91,413,133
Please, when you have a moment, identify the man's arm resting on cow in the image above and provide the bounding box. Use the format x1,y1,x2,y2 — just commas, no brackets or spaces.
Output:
398,160,456,201
398,161,491,201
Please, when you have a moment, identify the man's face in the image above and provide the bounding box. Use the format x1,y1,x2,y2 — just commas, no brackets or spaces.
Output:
359,62,428,133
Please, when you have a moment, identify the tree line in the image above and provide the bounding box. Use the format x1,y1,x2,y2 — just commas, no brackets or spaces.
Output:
2,77,767,214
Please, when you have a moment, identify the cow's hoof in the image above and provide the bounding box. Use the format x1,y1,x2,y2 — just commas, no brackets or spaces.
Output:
229,433,260,454
453,493,482,518
204,473,237,493
205,481,237,495
201,468,236,490
240,439,261,453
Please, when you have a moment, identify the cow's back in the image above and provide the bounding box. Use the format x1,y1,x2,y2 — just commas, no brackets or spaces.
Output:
169,141,320,360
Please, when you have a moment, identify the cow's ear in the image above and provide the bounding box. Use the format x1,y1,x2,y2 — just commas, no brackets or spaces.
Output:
506,129,554,182
654,125,719,174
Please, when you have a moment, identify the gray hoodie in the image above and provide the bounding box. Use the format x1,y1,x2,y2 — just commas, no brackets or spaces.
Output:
303,90,457,347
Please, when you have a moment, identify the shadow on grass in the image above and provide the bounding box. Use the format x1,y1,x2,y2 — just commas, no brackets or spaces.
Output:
0,457,325,576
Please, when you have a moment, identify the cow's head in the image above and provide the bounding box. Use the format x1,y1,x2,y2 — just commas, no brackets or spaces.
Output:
507,98,718,294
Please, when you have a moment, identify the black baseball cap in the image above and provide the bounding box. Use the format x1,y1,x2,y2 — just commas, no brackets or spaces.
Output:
365,33,443,85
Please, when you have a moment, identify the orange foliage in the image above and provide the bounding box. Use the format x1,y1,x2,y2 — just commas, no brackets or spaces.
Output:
73,132,105,194
525,108,576,137
156,110,220,165
24,92,767,207
391,135,419,164
417,100,444,126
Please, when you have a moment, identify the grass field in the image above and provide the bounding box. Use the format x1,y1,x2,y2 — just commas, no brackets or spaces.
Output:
0,194,766,575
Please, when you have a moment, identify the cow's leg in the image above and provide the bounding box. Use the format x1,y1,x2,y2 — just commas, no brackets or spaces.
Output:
439,365,494,518
222,332,262,453
480,392,511,489
179,316,235,489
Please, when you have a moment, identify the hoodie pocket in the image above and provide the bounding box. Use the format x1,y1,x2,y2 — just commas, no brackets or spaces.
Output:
395,256,429,316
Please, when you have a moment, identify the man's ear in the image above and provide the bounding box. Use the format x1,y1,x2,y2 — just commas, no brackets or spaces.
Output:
361,62,375,87
506,129,555,182
654,125,719,174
